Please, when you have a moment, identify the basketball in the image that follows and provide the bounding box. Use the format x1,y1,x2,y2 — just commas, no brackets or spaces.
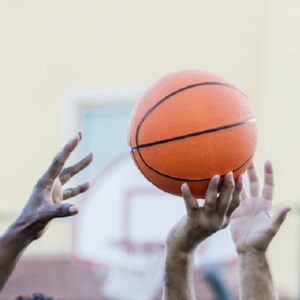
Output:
128,70,257,198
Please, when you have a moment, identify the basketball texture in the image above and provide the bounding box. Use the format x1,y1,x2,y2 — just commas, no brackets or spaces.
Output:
128,70,257,198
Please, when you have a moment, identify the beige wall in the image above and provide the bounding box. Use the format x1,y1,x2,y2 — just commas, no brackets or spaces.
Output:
260,1,300,296
0,0,298,297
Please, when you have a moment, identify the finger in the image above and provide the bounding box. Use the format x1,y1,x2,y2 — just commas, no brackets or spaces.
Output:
262,160,274,201
42,204,79,221
52,204,79,218
63,182,90,200
203,175,220,212
227,176,243,217
181,183,198,215
240,174,248,200
38,133,81,189
217,172,235,215
241,188,247,201
60,152,93,184
272,203,293,232
247,161,260,197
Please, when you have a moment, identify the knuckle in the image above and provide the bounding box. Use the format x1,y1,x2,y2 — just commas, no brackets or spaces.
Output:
57,205,68,216
226,180,235,189
52,153,64,168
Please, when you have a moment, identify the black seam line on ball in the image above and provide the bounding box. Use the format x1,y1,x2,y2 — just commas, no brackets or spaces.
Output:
131,150,166,191
131,149,253,182
132,81,247,149
131,118,256,150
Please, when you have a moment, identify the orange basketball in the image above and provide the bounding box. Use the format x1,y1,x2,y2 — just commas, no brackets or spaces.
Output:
128,70,257,198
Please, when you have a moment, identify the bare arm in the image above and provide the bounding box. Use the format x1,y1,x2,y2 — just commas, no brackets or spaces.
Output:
239,252,276,300
163,173,243,300
164,249,195,300
0,222,33,290
230,161,292,300
0,132,93,291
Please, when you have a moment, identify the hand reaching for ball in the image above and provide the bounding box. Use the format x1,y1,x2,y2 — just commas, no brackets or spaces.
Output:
230,161,293,254
13,132,93,240
166,172,243,254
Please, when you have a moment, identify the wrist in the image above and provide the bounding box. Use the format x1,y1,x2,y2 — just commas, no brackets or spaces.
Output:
238,250,268,266
238,251,272,284
166,244,195,258
0,227,30,254
4,218,37,245
166,219,209,255
237,247,268,257
166,238,200,257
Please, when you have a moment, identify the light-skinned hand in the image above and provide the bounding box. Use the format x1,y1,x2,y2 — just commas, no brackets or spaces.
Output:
230,161,292,254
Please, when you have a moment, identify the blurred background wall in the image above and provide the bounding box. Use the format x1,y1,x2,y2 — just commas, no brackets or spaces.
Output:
0,0,298,298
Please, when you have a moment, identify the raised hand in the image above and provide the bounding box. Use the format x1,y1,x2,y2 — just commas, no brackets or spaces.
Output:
230,161,292,253
14,131,93,240
163,173,243,300
166,172,243,253
0,131,93,292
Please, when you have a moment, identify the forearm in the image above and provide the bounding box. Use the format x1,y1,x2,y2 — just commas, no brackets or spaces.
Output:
163,248,196,300
0,220,33,291
238,251,277,300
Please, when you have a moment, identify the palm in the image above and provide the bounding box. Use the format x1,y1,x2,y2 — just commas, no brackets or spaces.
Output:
16,133,92,240
230,161,292,253
231,196,273,252
51,178,63,204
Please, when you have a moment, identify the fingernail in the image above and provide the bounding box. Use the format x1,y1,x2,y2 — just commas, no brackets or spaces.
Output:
181,183,188,192
71,133,79,142
87,152,94,159
265,160,272,167
69,206,78,215
213,175,220,182
83,182,90,190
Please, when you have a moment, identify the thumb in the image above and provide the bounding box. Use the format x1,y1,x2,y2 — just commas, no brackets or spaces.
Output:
48,203,79,219
272,203,293,232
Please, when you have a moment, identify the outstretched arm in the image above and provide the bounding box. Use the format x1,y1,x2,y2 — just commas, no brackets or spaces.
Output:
163,172,243,300
230,161,292,300
0,132,93,291
238,251,276,300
